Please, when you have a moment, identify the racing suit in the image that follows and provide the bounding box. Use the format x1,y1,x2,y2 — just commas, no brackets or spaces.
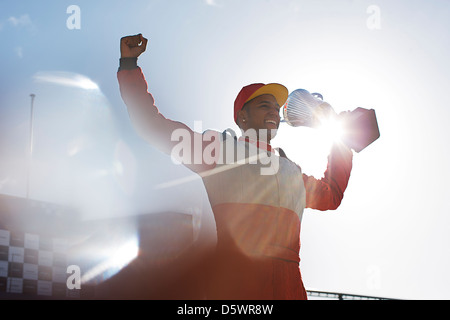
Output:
117,59,353,300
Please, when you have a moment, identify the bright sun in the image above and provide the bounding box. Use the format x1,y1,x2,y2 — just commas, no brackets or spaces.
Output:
315,115,346,144
274,108,348,179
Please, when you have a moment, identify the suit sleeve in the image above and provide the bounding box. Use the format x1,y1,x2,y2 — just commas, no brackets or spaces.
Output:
302,141,353,211
117,63,219,174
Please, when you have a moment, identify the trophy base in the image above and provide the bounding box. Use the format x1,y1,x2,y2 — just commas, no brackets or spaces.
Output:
341,108,380,153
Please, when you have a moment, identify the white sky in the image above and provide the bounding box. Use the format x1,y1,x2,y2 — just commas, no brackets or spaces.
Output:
1,0,450,299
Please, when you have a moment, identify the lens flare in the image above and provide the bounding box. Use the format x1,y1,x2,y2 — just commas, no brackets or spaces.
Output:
33,71,99,90
316,115,345,144
81,236,139,284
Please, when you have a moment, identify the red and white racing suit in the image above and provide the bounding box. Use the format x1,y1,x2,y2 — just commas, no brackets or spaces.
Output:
117,64,353,300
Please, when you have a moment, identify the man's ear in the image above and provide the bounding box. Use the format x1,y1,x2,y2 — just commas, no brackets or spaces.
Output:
237,109,247,127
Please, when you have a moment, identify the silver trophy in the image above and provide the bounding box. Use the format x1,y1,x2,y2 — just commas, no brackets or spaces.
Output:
282,89,380,152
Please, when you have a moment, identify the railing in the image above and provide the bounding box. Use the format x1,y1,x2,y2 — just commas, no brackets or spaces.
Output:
307,290,398,300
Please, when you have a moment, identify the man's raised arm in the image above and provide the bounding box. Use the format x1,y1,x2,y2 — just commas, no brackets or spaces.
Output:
303,141,353,211
117,34,219,174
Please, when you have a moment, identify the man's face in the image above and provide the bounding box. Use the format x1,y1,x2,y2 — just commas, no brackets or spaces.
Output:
239,94,281,140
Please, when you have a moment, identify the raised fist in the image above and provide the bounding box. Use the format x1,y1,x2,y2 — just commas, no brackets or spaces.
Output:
120,34,148,58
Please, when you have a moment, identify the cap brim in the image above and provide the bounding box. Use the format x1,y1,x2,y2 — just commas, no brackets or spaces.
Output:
245,83,289,108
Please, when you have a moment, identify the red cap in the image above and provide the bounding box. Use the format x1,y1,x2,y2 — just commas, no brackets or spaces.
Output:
234,83,289,124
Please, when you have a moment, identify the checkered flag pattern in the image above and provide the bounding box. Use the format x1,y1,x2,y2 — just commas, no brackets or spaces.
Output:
0,229,69,298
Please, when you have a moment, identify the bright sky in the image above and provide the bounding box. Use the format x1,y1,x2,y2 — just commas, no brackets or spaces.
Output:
1,0,450,299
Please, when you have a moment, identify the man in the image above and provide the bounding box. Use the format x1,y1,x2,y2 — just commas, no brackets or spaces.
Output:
117,34,353,300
